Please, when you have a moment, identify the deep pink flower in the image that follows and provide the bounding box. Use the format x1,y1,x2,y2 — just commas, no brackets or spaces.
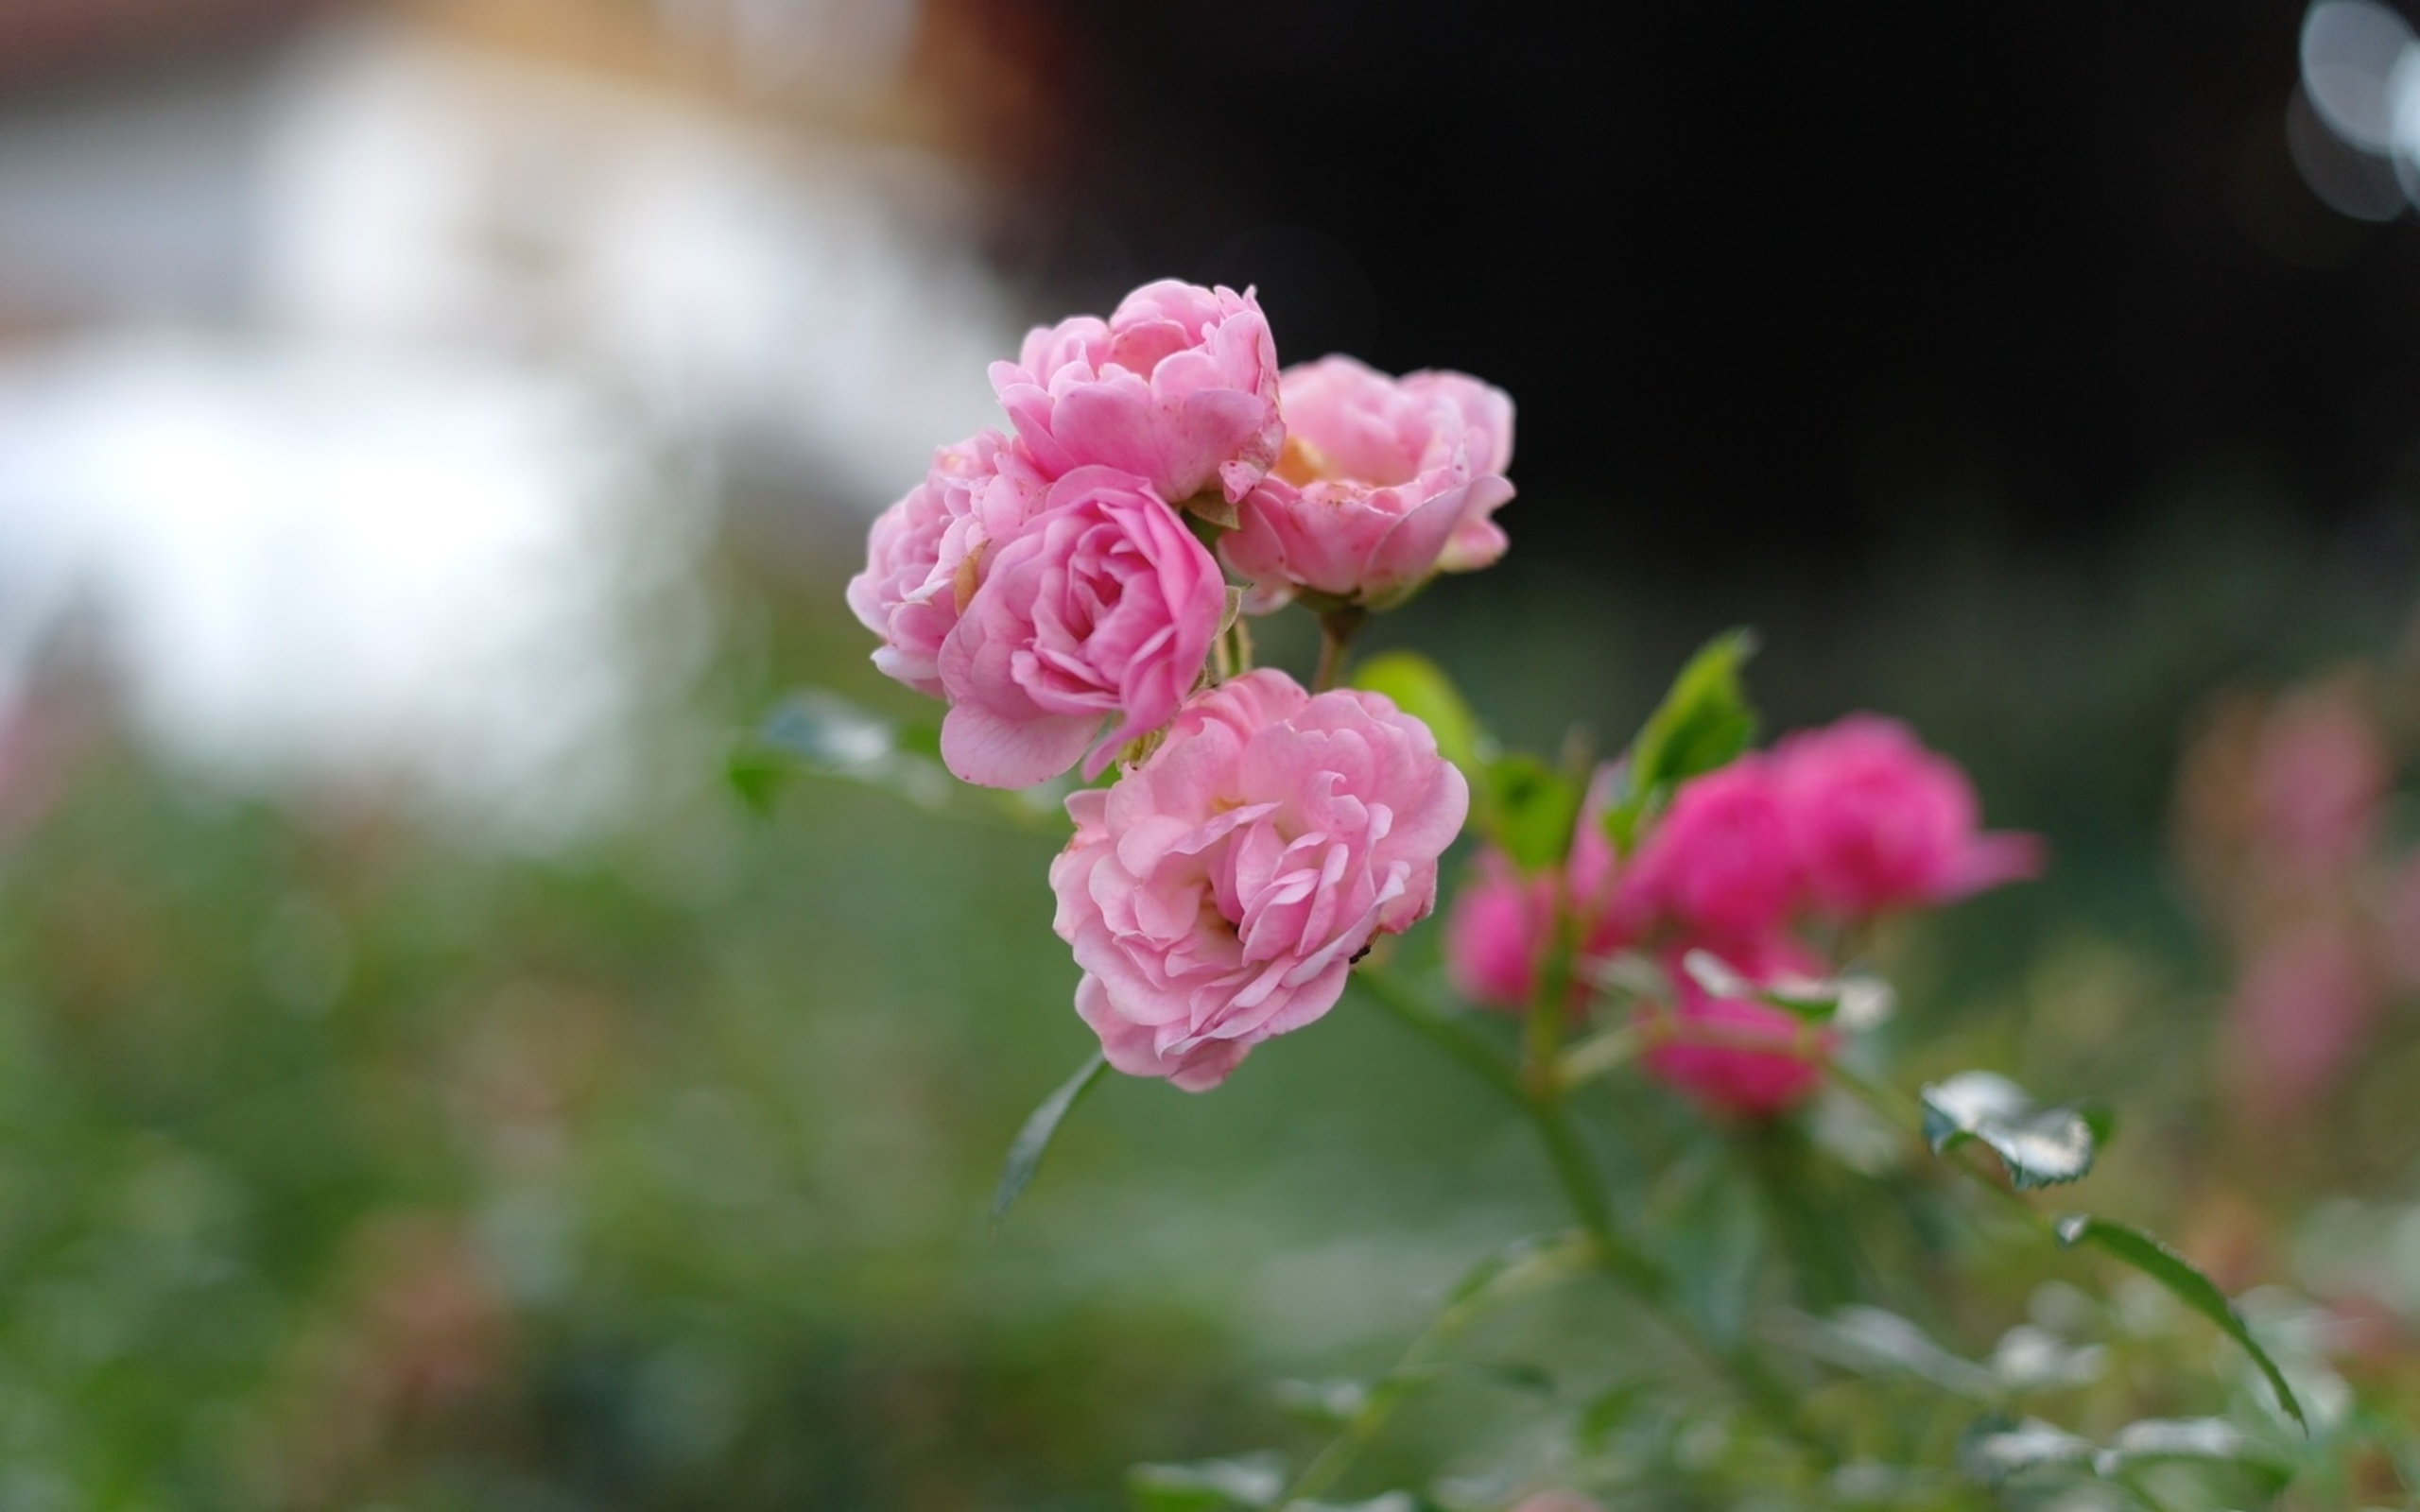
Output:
845,431,1046,696
1772,715,2040,919
991,280,1283,507
1642,936,1833,1117
936,466,1224,788
1051,669,1469,1090
1617,756,1798,943
1222,356,1515,609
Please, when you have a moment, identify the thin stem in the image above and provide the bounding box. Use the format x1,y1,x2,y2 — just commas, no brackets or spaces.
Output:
1312,606,1368,693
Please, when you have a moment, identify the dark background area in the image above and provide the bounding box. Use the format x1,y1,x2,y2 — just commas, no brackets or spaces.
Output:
972,0,2420,571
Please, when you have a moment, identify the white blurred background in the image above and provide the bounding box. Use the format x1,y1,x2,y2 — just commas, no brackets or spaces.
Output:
0,0,1021,837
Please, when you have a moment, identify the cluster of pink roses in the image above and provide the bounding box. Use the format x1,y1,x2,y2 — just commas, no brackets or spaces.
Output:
1446,715,2041,1114
851,279,1512,1086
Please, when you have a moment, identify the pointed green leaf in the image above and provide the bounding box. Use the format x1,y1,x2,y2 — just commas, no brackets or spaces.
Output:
1482,753,1583,871
1920,1072,2100,1190
990,1053,1109,1231
1351,651,1485,776
1603,628,1759,851
2052,1214,2306,1430
2098,1417,2290,1483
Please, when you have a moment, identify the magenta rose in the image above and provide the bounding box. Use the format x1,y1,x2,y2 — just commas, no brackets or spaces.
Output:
1616,756,1798,944
1050,669,1470,1090
1771,714,2041,919
991,279,1284,507
935,466,1225,789
1221,356,1515,610
1641,936,1834,1117
846,431,1047,696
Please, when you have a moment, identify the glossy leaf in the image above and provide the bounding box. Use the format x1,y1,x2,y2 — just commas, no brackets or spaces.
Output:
1128,1453,1285,1510
2100,1417,2289,1482
990,1053,1109,1231
1680,949,1894,1029
1773,1305,2000,1400
745,688,953,810
1352,650,1486,776
1920,1072,2100,1190
2052,1214,2307,1430
1958,1414,2095,1482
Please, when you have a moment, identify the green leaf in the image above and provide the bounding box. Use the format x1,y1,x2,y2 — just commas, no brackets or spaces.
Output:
1772,1306,2000,1400
726,747,791,816
1128,1453,1285,1510
746,689,953,809
1919,1072,2100,1190
1679,949,1895,1029
1602,628,1759,851
1632,627,1758,787
1482,754,1583,871
1351,651,1485,775
2052,1214,2307,1430
2099,1417,2290,1482
990,1053,1109,1231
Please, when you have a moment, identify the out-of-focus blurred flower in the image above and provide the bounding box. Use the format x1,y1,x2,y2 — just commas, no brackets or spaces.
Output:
1052,670,1467,1090
1617,756,1798,944
936,466,1225,787
1443,765,1626,1012
846,430,1047,696
1221,356,1514,610
990,279,1283,507
2252,683,2389,879
1772,713,2042,919
1642,936,1834,1117
1510,1494,1605,1512
2223,917,2382,1125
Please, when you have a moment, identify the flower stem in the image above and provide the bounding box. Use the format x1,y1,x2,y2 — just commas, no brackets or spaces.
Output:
1312,606,1368,693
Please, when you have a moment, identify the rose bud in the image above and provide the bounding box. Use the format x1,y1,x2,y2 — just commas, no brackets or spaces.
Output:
1616,756,1799,945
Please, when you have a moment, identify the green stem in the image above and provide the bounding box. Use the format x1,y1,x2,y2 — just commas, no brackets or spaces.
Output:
1312,606,1368,693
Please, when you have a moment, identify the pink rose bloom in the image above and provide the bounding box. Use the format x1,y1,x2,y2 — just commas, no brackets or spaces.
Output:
1051,669,1470,1090
1617,756,1797,943
936,466,1225,788
1772,715,2042,919
991,279,1283,507
1443,766,1628,1011
2224,919,2381,1125
1642,936,1833,1117
2252,686,2387,879
1222,356,1516,609
846,431,1047,696
1511,1497,1605,1512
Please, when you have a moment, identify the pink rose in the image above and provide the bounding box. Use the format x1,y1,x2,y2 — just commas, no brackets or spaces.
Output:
2251,685,2387,879
1051,669,1470,1090
1772,715,2041,919
846,431,1047,696
936,466,1226,788
1642,936,1833,1117
991,279,1283,507
1617,756,1797,944
1221,356,1516,609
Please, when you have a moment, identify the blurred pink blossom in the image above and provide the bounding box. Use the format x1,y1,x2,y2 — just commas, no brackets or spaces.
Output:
1051,669,1468,1089
2251,686,2388,879
1510,1495,1605,1512
1642,936,1833,1117
1772,714,2041,919
991,279,1283,507
846,430,1047,697
2224,917,2381,1124
936,466,1225,788
1221,356,1514,608
1443,766,1627,1011
1617,756,1798,944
